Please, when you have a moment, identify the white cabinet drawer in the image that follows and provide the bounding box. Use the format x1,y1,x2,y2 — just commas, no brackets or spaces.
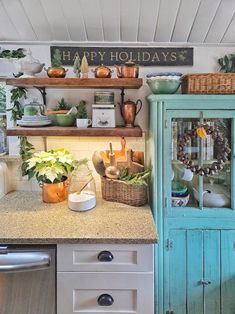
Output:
57,244,153,272
57,272,154,314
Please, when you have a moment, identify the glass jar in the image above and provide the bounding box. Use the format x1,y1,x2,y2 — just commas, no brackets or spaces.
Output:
68,163,96,211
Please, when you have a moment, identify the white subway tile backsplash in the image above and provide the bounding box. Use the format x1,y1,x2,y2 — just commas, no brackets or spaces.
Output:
9,136,145,193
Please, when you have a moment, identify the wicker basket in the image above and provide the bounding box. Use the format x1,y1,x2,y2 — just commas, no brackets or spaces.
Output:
181,73,235,94
101,176,147,207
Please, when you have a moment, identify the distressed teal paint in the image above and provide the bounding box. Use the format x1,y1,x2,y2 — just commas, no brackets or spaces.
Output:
203,230,220,314
221,230,235,314
147,95,235,314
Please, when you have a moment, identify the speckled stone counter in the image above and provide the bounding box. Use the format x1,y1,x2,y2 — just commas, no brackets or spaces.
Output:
0,191,157,244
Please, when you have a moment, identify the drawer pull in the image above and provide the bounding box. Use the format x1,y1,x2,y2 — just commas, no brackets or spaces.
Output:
97,251,114,262
97,294,114,306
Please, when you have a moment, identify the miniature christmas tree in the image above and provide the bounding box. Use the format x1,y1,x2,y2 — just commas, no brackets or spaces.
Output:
73,56,81,78
76,100,87,118
81,55,89,78
52,49,62,67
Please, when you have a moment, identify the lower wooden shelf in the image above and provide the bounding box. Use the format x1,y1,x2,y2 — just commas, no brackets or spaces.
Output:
6,126,142,137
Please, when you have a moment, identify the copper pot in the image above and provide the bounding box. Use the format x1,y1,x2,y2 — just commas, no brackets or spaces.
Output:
41,179,68,203
44,67,68,78
114,60,139,78
119,99,142,127
92,64,113,78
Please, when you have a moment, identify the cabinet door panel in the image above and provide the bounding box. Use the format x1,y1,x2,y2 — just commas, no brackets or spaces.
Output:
221,230,235,314
204,230,220,314
168,229,187,313
187,230,204,314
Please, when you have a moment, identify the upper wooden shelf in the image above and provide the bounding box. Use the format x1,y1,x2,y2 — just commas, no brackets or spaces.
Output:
7,126,142,137
6,78,143,89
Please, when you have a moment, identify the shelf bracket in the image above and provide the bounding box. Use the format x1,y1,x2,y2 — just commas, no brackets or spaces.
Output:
120,88,125,106
34,87,47,105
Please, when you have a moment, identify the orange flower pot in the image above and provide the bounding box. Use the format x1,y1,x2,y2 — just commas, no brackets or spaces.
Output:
42,179,68,203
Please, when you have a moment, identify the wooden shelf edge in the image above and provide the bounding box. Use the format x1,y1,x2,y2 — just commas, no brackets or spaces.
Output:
6,126,142,137
6,78,143,89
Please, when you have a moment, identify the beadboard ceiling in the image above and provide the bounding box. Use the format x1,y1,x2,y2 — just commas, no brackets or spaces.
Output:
0,0,235,44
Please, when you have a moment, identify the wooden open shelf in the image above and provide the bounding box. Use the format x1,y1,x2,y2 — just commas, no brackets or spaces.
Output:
6,78,143,89
7,126,142,137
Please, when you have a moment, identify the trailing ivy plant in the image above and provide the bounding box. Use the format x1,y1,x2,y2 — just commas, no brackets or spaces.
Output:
7,87,27,123
218,53,235,72
19,136,34,177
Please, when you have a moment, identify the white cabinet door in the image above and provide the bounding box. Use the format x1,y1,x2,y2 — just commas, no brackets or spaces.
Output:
57,243,153,272
57,272,154,314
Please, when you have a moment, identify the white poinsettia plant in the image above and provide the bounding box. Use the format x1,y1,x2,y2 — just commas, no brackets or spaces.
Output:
26,149,82,184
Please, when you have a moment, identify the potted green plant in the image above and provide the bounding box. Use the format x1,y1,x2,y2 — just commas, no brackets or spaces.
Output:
25,148,78,203
44,49,68,78
218,53,235,72
76,100,91,128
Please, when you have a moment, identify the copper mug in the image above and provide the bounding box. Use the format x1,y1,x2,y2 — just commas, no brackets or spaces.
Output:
119,99,142,127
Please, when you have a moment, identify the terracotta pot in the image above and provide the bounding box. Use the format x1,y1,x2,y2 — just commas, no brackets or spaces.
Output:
41,179,68,203
44,67,68,78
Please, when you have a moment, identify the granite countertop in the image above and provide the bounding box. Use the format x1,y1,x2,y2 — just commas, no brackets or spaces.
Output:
0,191,157,244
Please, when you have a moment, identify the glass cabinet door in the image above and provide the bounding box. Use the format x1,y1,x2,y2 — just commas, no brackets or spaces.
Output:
167,111,233,213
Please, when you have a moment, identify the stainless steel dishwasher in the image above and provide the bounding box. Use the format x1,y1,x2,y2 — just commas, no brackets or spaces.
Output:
0,245,56,314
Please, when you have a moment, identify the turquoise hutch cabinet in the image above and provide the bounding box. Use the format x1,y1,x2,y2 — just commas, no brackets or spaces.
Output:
147,95,235,314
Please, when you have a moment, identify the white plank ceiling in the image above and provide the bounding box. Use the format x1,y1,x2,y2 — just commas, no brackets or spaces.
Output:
0,0,235,44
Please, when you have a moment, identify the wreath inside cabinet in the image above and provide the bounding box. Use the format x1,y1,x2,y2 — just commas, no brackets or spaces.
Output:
177,123,231,176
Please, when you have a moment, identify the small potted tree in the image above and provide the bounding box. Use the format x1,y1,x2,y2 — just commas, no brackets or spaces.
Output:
76,100,91,128
44,48,68,78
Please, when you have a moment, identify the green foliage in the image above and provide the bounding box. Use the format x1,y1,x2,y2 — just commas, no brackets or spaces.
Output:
119,168,151,186
51,49,62,67
7,87,27,122
0,48,26,59
19,136,34,177
73,56,81,78
218,53,235,72
0,84,6,113
76,100,87,118
56,97,71,110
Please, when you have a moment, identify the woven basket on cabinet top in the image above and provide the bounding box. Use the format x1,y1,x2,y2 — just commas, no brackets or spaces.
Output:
101,176,147,207
181,73,235,94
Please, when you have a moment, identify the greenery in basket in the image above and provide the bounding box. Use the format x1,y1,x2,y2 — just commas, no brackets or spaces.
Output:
218,53,235,73
119,168,151,186
25,148,84,184
76,100,87,118
51,49,62,68
0,48,26,59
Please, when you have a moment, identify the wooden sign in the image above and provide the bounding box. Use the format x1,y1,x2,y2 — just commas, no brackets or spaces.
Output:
50,46,193,66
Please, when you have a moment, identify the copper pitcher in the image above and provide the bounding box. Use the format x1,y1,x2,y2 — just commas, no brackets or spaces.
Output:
114,59,139,78
119,99,142,128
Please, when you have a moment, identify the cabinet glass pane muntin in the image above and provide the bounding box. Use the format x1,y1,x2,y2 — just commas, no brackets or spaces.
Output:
166,110,234,213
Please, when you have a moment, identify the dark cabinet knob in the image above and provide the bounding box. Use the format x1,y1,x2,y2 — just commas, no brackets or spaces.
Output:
97,294,114,306
97,250,114,262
